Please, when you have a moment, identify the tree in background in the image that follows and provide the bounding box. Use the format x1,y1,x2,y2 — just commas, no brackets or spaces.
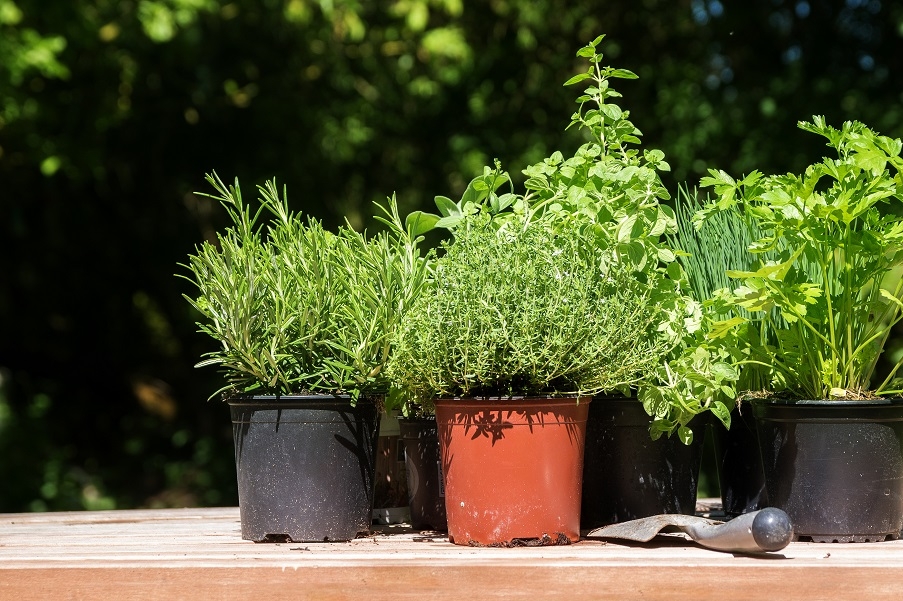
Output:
1,0,901,511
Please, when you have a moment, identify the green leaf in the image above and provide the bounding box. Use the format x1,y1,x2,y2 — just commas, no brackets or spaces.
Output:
435,215,464,230
879,288,903,310
563,71,593,86
709,401,731,428
434,195,460,218
405,211,440,237
599,103,623,122
616,214,638,243
610,68,638,79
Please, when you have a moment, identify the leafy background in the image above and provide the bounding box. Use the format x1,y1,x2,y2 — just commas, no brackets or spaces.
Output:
1,0,901,511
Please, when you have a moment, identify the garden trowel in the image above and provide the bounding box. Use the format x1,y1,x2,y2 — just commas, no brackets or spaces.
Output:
586,507,793,554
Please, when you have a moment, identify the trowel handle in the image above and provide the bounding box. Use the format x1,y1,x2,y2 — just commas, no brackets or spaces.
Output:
689,508,794,553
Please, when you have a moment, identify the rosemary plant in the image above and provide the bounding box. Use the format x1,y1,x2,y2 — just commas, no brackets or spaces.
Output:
180,172,428,400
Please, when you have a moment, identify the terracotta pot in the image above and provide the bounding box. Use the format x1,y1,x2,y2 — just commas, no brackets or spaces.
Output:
435,397,590,546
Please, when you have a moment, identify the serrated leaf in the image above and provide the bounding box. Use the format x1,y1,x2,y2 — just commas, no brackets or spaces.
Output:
879,288,903,310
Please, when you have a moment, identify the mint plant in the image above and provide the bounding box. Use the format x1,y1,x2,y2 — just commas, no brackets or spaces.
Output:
698,116,903,399
180,172,429,400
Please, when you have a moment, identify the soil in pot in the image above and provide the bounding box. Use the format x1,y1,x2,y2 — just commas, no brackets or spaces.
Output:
435,397,590,547
581,397,705,530
398,416,447,531
229,395,380,542
752,398,903,543
711,405,768,517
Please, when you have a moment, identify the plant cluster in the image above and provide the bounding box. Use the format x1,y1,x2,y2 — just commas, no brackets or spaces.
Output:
403,35,735,442
698,116,903,399
386,215,672,404
180,172,428,400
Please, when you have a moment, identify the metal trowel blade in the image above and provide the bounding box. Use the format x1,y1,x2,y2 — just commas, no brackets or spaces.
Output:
586,508,793,554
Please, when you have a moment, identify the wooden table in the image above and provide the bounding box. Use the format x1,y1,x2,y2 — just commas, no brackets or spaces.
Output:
1,506,902,600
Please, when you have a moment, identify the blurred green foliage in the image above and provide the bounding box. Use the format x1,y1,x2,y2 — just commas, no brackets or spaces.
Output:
1,0,901,511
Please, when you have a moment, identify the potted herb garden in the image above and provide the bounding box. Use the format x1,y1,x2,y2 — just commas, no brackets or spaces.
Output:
386,206,671,546
512,36,733,528
180,173,428,542
388,35,728,544
698,117,903,542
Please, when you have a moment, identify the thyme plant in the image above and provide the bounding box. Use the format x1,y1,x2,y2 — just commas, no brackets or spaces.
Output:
180,172,428,400
386,216,671,404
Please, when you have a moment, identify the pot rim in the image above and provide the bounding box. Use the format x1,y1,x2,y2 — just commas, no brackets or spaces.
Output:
750,397,903,407
435,394,591,402
226,393,383,406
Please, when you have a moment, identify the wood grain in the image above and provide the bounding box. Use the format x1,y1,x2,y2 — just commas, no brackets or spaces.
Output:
1,506,901,600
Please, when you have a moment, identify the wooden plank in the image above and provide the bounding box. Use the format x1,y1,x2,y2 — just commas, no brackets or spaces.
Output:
1,507,902,600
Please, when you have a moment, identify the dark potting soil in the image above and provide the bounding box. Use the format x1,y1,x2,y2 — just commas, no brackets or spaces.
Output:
466,532,573,548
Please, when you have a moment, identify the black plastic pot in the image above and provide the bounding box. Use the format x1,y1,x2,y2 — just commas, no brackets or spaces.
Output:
581,397,705,529
711,405,768,517
398,416,447,531
752,398,903,542
229,395,380,542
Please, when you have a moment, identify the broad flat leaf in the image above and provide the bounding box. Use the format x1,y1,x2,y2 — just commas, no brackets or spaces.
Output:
709,401,732,428
657,247,676,263
436,215,464,230
563,71,593,86
616,214,638,243
610,68,638,79
434,195,460,217
600,103,623,121
405,211,440,237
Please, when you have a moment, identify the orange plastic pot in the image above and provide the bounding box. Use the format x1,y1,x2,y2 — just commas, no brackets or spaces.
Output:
435,397,590,546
